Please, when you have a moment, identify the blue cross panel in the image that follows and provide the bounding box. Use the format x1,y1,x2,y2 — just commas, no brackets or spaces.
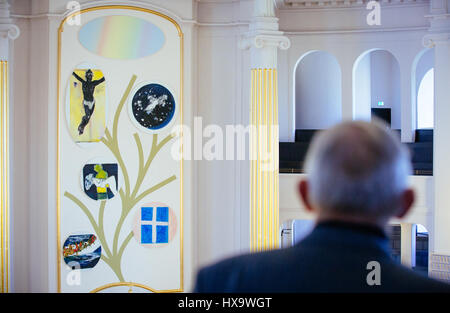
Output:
141,225,153,244
156,225,169,243
141,207,153,221
156,207,169,222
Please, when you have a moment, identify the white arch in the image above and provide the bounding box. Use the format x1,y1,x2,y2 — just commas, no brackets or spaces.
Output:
412,48,434,130
292,50,320,134
293,50,342,130
352,48,379,121
352,49,401,128
417,69,434,129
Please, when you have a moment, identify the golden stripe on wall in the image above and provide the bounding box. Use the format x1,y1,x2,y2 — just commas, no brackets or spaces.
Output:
250,68,279,252
0,61,10,293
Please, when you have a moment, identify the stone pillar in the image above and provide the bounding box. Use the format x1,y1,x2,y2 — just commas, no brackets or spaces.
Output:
241,0,290,252
400,223,416,268
0,0,19,293
400,61,414,143
424,0,450,283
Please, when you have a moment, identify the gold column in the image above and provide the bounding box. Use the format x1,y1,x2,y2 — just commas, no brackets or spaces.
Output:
0,60,9,293
250,68,279,252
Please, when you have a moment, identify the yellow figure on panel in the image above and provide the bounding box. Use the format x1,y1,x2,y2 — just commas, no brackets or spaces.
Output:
69,69,106,142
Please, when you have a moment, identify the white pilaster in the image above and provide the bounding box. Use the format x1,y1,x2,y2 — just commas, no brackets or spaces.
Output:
241,0,290,69
400,223,417,268
400,60,414,142
425,0,450,283
341,65,353,121
241,0,290,251
0,0,19,293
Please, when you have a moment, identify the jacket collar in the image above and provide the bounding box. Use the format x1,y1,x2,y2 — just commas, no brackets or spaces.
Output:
298,220,392,257
316,220,388,239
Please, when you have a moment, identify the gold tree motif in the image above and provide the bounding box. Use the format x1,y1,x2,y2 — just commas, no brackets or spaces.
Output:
64,75,177,281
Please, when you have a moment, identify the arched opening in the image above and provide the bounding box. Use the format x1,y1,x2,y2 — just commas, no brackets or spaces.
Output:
415,224,429,275
389,224,401,264
413,48,434,130
417,69,434,129
353,49,401,132
294,51,342,130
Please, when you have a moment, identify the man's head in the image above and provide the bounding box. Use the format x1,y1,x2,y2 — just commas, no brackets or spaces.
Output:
298,120,414,228
85,69,93,81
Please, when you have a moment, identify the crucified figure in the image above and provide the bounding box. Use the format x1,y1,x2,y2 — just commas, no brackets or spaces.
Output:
72,69,105,135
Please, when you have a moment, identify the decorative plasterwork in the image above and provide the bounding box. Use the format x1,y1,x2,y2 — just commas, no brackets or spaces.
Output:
241,31,291,50
0,0,19,40
275,0,429,9
240,16,291,50
423,0,450,47
423,32,450,47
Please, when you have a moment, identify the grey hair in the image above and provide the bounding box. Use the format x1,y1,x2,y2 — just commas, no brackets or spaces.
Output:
304,120,412,218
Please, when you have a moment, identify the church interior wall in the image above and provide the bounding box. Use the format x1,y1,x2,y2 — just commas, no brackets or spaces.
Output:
4,0,446,291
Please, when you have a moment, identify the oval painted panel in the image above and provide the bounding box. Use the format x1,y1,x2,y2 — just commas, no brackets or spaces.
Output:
65,66,107,144
78,15,165,60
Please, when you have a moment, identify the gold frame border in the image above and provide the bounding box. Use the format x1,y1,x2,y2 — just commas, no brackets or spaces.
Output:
57,5,184,293
0,61,10,293
90,282,178,293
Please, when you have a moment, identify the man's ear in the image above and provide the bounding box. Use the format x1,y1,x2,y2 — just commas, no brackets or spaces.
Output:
396,188,415,219
298,180,314,213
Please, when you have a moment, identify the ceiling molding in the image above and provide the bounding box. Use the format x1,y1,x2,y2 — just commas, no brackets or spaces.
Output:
284,25,428,35
275,0,429,10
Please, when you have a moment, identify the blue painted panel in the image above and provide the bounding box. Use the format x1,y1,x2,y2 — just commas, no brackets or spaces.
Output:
141,207,153,221
156,225,169,243
141,225,153,244
156,207,169,222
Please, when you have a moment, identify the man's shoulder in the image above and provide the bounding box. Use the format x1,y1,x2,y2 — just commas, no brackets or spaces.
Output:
199,247,293,275
194,248,297,293
382,262,450,292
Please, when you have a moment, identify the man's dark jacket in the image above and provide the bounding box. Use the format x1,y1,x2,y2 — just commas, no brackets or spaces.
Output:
194,222,450,293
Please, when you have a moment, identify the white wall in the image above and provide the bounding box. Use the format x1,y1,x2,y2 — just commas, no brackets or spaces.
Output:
278,3,430,142
196,24,251,268
10,9,31,293
7,0,442,292
414,48,434,129
9,0,255,292
370,50,401,129
9,0,203,292
354,52,371,121
415,48,434,93
295,51,342,129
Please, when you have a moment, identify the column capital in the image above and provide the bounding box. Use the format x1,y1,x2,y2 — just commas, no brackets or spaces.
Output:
0,0,19,40
240,16,290,51
240,31,291,51
423,32,450,48
423,0,450,47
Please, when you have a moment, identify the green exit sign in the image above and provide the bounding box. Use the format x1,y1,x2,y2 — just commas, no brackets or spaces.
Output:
378,101,384,106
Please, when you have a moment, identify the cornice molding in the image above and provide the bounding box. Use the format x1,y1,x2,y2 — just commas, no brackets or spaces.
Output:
285,25,428,35
276,0,429,9
423,4,450,47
